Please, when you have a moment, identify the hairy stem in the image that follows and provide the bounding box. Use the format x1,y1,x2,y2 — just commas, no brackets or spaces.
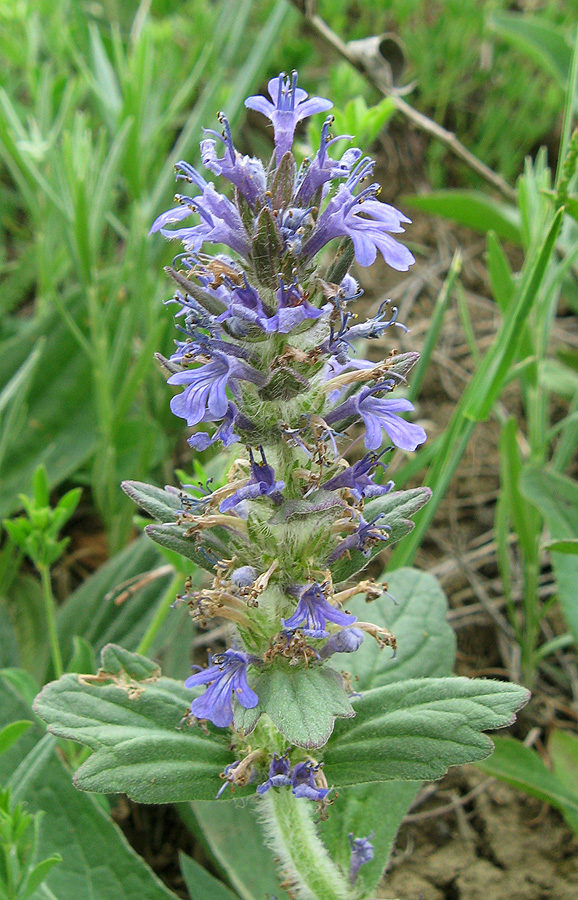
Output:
260,790,352,900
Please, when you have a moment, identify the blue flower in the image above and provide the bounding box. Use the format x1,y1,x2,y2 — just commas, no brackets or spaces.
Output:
245,71,332,164
201,113,266,207
216,280,275,334
302,168,414,270
345,299,408,340
267,276,330,334
348,833,374,884
295,116,362,205
220,447,285,512
282,583,357,638
322,449,394,501
291,761,330,802
256,753,292,794
327,512,391,564
151,171,250,259
187,401,241,451
185,649,258,728
167,352,264,427
319,627,365,659
326,386,427,452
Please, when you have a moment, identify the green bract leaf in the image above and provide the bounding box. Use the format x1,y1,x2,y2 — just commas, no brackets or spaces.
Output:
330,488,432,583
252,206,282,287
121,480,182,524
33,653,238,803
237,663,354,749
269,151,297,210
323,677,529,786
144,522,225,573
258,367,309,401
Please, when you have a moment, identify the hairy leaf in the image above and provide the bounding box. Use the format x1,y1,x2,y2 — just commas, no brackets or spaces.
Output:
237,663,354,749
121,480,182,524
0,675,177,900
323,677,529,785
34,665,238,803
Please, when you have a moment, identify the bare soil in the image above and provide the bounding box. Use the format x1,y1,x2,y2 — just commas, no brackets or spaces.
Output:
381,772,578,900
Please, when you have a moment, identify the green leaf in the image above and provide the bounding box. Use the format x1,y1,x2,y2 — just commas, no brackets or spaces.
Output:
543,538,578,555
32,464,50,509
332,567,456,688
0,720,32,756
402,191,522,244
95,643,161,682
67,635,96,675
488,12,573,89
320,567,456,894
0,308,96,518
144,523,225,573
0,606,20,668
0,668,39,708
57,538,160,647
179,851,239,900
499,418,539,559
478,735,578,835
549,730,578,833
33,657,237,803
182,802,286,900
319,782,419,896
330,488,431,583
464,206,563,421
0,675,178,900
487,231,515,312
239,663,354,749
520,468,578,645
121,480,182,524
540,357,578,399
323,677,529,786
20,854,62,900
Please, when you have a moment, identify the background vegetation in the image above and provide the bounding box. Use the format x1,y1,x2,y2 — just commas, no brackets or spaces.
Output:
1,1,577,898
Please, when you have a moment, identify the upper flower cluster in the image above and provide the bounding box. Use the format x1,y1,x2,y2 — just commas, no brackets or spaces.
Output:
151,71,414,274
144,71,429,800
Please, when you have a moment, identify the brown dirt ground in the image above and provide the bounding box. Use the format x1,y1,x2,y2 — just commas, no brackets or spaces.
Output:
381,772,578,900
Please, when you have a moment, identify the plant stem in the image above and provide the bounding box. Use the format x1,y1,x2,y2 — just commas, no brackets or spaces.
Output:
260,790,351,900
39,565,63,679
137,571,182,656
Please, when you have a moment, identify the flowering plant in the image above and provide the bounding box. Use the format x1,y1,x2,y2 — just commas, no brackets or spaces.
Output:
35,73,528,900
